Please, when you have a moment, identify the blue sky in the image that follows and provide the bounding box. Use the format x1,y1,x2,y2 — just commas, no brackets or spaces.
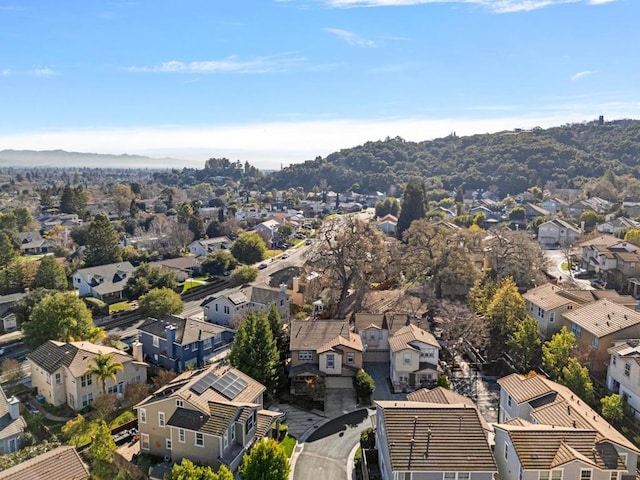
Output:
0,0,637,169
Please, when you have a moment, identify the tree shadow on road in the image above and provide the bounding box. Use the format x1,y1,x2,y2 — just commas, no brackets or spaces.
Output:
306,409,370,442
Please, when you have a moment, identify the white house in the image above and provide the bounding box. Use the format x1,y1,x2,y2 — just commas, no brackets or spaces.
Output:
253,219,281,246
0,388,25,454
376,215,397,235
72,261,135,302
389,324,441,392
202,285,289,327
188,237,231,257
607,339,640,420
537,219,581,247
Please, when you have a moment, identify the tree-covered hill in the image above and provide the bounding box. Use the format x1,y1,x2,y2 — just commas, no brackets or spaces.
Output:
261,119,640,195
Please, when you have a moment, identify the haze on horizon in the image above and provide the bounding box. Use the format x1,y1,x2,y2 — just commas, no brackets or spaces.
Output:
0,0,638,170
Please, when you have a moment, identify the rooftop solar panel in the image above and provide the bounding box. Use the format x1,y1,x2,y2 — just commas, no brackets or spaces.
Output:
211,371,249,399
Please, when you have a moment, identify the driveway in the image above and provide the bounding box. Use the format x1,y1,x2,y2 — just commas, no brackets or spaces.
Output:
293,409,374,480
324,388,357,418
268,402,325,440
364,362,406,401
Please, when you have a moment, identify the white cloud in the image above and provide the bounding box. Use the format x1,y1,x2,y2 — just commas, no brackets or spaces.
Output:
324,27,376,47
311,0,606,13
571,70,597,81
127,53,306,74
33,67,61,77
2,100,639,170
1,69,10,77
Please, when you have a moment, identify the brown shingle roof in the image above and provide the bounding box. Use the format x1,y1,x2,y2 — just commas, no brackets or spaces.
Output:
289,320,350,351
562,300,640,338
317,332,363,354
523,283,577,311
494,424,624,471
389,324,439,353
497,373,553,404
0,446,89,480
407,387,489,431
376,401,496,473
578,235,620,248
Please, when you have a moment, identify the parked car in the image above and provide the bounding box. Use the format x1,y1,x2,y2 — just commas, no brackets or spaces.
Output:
259,263,268,270
591,278,606,289
281,253,289,259
0,347,4,356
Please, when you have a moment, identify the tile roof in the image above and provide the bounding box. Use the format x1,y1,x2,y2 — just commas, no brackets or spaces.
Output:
317,332,363,354
255,410,280,439
523,283,577,311
376,401,496,473
289,320,350,351
389,324,439,353
355,313,427,336
406,387,489,431
28,340,138,376
497,373,553,404
248,286,284,306
558,289,636,306
499,374,640,454
578,235,621,248
494,423,624,471
562,300,640,338
0,445,89,480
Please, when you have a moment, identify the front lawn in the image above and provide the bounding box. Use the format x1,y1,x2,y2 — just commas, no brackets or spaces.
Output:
280,434,296,458
110,410,136,429
181,280,206,293
109,301,134,314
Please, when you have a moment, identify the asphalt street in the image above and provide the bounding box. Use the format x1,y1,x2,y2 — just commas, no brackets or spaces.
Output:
294,408,374,480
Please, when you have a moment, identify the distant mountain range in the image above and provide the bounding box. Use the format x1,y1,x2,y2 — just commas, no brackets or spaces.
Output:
0,149,184,170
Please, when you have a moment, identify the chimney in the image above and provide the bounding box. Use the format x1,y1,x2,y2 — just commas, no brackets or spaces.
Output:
132,338,143,363
279,283,287,294
165,324,177,358
8,396,19,420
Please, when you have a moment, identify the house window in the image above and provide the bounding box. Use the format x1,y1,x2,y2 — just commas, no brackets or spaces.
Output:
299,351,313,361
139,408,146,424
176,399,183,408
444,474,455,480
192,342,199,351
55,373,62,384
223,431,228,450
46,373,51,384
203,338,212,350
591,336,599,348
346,352,355,364
549,312,555,323
610,473,619,480
504,443,509,460
620,453,627,467
195,432,204,447
178,429,185,443
215,304,218,312
580,470,592,480
326,354,335,369
625,363,631,377
507,395,512,407
538,307,545,318
613,355,617,366
81,393,94,407
81,374,92,387
231,425,235,441
458,474,470,480
107,385,118,394
571,324,582,338
403,353,411,365
141,433,150,450
551,471,563,480
68,393,75,407
153,336,159,348
159,412,165,427
166,438,172,450
224,306,230,315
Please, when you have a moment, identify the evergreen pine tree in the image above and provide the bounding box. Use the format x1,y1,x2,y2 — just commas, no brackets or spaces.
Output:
397,178,426,240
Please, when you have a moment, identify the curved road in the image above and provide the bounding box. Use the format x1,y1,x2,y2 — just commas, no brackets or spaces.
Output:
294,409,374,480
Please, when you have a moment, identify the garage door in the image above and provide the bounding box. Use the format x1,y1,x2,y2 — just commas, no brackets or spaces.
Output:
325,376,354,389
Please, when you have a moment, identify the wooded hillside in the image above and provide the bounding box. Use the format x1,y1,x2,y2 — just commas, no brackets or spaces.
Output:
261,119,640,195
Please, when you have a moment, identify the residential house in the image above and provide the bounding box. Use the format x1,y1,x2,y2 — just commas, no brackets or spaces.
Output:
135,363,279,473
375,400,497,480
470,204,501,220
437,206,456,219
561,300,640,375
355,312,432,362
597,216,640,235
580,235,629,275
389,324,441,392
254,219,281,247
0,388,25,454
16,231,57,255
0,292,24,331
28,341,147,411
541,197,568,214
607,339,640,420
622,198,640,218
494,421,630,480
376,214,397,235
0,445,89,480
523,203,551,222
72,261,135,302
537,219,581,248
289,320,363,393
568,197,612,217
202,285,289,327
138,315,235,372
496,373,639,479
288,271,321,307
607,250,640,290
233,206,269,221
522,283,636,340
150,256,202,282
188,237,231,258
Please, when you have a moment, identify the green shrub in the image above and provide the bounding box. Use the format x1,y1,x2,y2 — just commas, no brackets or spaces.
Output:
83,297,109,316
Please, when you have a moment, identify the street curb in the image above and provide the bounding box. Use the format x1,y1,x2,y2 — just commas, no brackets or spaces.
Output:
346,442,360,480
289,405,374,480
